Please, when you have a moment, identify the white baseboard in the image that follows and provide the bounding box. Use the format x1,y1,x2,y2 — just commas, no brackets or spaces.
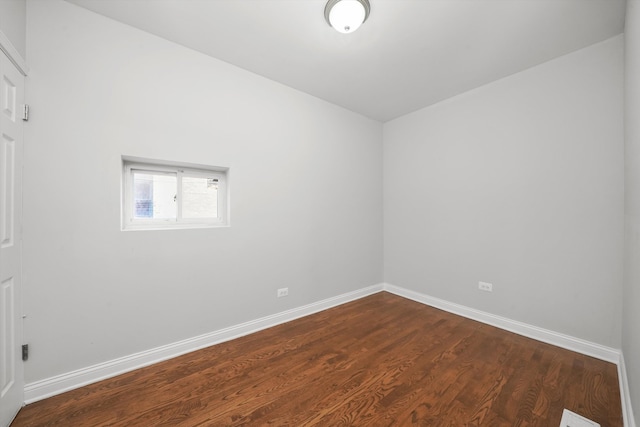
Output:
382,283,620,364
23,281,636,427
619,353,637,427
382,283,638,426
23,283,384,404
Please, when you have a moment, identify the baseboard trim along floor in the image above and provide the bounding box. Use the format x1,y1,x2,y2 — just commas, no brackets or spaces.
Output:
382,284,620,364
23,282,635,427
382,283,634,427
24,284,384,404
618,352,637,427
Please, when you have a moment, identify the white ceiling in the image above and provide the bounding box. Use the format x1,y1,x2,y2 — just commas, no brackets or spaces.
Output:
65,0,626,122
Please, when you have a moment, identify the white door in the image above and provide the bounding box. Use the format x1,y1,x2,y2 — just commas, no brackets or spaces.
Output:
0,51,24,427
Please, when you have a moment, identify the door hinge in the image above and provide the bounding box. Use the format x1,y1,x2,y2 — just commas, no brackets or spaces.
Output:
21,104,29,121
22,344,28,361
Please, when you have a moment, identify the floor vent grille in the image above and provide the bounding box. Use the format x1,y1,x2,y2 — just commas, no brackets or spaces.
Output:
559,409,600,427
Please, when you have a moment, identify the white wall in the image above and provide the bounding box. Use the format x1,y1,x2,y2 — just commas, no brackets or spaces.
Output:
22,0,629,406
23,0,382,383
0,0,26,60
625,0,640,424
384,36,624,348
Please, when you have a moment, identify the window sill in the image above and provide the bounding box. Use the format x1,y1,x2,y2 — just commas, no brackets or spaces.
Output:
121,223,230,231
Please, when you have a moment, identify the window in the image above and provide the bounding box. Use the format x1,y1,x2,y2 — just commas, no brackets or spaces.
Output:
122,157,228,230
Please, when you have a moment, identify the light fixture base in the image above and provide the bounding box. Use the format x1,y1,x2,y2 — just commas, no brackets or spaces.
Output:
324,0,371,33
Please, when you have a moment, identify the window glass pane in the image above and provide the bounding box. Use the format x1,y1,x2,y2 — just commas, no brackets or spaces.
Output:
182,176,218,219
133,172,177,219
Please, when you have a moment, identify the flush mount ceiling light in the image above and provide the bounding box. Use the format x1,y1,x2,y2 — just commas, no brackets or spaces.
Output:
325,0,371,34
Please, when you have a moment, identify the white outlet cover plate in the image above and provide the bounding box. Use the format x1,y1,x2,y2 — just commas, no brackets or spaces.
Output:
479,281,493,291
559,409,600,427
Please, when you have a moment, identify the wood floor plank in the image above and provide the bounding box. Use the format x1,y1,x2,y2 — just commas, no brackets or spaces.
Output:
11,292,622,426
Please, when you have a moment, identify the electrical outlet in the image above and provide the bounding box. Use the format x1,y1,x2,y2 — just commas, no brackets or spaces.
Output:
277,288,289,298
478,281,493,292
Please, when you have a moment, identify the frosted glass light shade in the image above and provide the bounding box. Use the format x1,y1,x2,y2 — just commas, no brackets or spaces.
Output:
325,0,371,34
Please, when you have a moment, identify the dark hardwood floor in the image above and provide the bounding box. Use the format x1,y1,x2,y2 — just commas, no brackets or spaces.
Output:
12,292,622,426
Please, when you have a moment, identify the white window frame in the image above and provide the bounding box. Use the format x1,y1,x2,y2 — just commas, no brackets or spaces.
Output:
122,157,229,230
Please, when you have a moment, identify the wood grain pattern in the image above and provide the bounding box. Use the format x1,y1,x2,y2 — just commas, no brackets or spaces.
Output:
11,292,622,426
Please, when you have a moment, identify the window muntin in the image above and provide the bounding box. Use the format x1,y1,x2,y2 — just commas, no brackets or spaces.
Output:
123,159,228,230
